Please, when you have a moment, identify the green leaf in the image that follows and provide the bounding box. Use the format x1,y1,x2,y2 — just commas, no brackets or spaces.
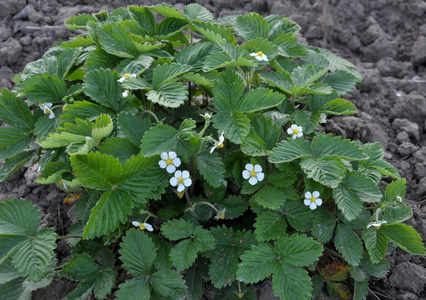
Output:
272,262,312,300
97,22,141,58
0,198,41,236
119,229,157,276
175,43,219,72
183,4,214,22
385,178,406,203
22,74,67,104
65,13,98,30
184,261,207,300
196,150,225,188
116,55,154,76
149,4,183,19
382,205,412,224
311,207,336,243
362,227,388,264
380,223,426,255
272,33,307,58
207,227,255,288
115,278,151,300
83,68,122,111
254,211,287,241
60,101,112,124
0,89,33,130
323,70,358,95
128,6,156,36
193,22,237,45
259,71,292,94
274,234,323,267
333,172,382,221
301,156,345,188
147,82,188,108
321,98,358,115
216,195,248,220
70,152,123,190
292,65,328,88
212,69,245,113
252,185,286,210
242,114,280,157
236,243,276,283
83,189,133,239
203,44,255,72
98,137,140,163
152,63,192,88
12,228,57,281
150,269,186,299
243,38,279,62
140,124,200,161
212,112,250,144
236,89,284,113
318,49,362,83
284,200,313,232
91,114,113,143
234,13,269,41
359,253,390,278
311,134,368,160
38,131,87,149
334,223,363,266
0,152,33,182
86,47,123,71
353,280,369,300
118,114,151,147
269,138,311,163
93,268,115,299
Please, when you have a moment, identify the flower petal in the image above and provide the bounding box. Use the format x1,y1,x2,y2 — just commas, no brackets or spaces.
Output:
158,160,167,169
173,157,181,167
305,192,312,198
291,124,298,130
132,221,140,227
182,170,190,179
245,164,253,171
248,177,258,185
242,170,250,179
166,165,176,174
177,184,185,192
292,135,297,140
160,152,168,160
309,202,317,210
170,177,178,186
304,199,311,206
118,77,125,83
315,198,323,206
210,146,216,153
296,132,303,138
313,191,320,198
183,178,192,187
256,172,264,182
250,53,257,57
48,112,55,119
174,170,182,178
168,151,177,159
144,223,154,231
287,128,293,135
254,164,262,172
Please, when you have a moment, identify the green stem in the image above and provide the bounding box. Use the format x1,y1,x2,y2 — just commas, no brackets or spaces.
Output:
143,110,160,123
236,66,250,88
185,190,200,220
193,201,221,215
57,235,82,239
198,119,211,138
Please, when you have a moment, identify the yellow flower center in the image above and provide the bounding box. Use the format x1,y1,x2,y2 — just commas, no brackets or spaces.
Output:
249,170,257,177
177,177,184,184
124,73,132,78
310,196,317,203
166,158,173,165
373,225,381,229
256,51,264,56
177,191,184,199
238,293,244,299
293,129,299,134
217,142,224,148
139,224,146,230
44,107,51,114
219,213,225,220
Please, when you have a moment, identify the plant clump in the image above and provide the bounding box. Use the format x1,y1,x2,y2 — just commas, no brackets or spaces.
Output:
0,3,424,300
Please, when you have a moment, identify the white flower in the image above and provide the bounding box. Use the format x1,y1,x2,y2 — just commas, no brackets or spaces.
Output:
287,124,303,139
122,90,129,97
170,170,192,192
158,151,181,174
319,113,327,124
132,221,154,231
210,132,225,153
38,103,55,119
250,51,268,61
304,191,322,210
366,220,387,229
118,73,136,83
242,164,264,185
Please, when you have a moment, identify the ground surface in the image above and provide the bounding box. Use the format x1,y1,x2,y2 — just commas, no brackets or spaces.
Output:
1,0,426,299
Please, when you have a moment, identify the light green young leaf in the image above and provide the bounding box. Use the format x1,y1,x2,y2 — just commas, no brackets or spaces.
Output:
362,227,388,264
83,189,133,239
254,211,287,242
147,82,188,108
119,229,157,276
234,13,269,40
380,223,426,255
70,152,123,190
65,13,98,30
150,269,186,299
91,114,113,143
207,226,256,288
334,223,363,266
83,68,122,111
269,138,311,163
115,278,151,300
22,74,67,104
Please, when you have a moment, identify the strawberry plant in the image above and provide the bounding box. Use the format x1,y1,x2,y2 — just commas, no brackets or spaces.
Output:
0,4,424,300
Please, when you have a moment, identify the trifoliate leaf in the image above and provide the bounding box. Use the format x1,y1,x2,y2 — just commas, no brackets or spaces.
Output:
380,223,426,255
149,3,184,19
235,88,284,113
322,98,358,115
334,223,363,266
362,227,388,264
196,150,225,188
83,189,133,239
207,226,256,288
193,22,237,45
254,211,287,242
119,229,157,276
259,71,292,94
116,55,154,76
272,32,307,58
128,6,156,36
323,70,358,95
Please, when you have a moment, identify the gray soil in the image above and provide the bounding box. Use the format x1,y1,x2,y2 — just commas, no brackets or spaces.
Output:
1,0,426,299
